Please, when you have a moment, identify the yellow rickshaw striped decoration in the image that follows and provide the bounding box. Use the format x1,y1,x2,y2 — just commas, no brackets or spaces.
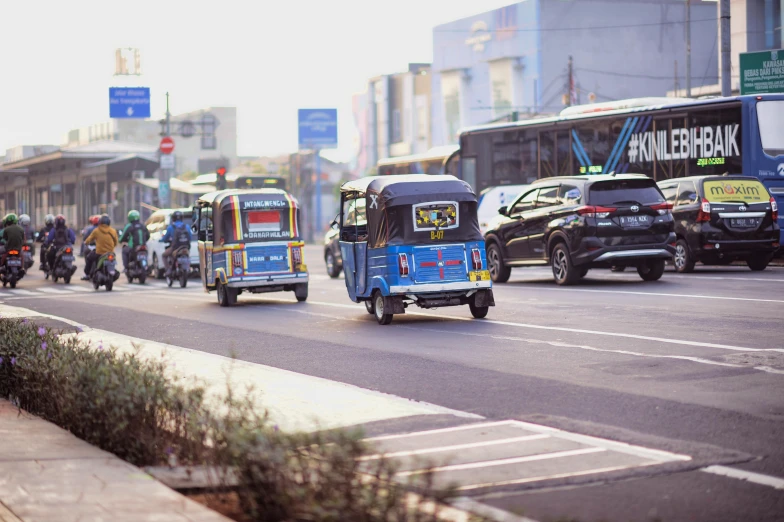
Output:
231,196,242,240
283,192,297,237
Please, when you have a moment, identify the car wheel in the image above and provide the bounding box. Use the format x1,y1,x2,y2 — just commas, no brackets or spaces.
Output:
325,251,341,278
673,240,695,273
747,255,771,271
487,243,511,283
551,243,580,286
364,299,375,315
373,291,393,325
638,259,666,281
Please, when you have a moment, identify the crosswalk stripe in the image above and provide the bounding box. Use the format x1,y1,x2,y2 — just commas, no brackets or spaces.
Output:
35,287,73,294
64,286,94,292
3,289,37,296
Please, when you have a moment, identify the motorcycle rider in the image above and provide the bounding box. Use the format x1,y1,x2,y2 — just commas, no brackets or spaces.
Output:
82,214,119,280
0,214,25,267
36,214,55,269
19,214,34,242
45,215,77,271
160,211,192,278
81,215,100,257
119,210,150,272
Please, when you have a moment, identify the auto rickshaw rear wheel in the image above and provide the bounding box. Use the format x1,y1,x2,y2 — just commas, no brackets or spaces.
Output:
468,296,489,319
364,300,375,315
294,283,308,302
217,281,237,307
373,291,393,325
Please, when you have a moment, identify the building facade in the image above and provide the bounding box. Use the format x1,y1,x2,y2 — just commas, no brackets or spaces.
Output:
62,106,238,175
431,0,719,146
353,63,433,175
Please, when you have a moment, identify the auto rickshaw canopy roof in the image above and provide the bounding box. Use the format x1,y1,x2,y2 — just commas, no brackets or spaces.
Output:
341,174,478,208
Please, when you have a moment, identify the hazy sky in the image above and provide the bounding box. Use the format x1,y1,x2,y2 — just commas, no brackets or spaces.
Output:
1,0,515,162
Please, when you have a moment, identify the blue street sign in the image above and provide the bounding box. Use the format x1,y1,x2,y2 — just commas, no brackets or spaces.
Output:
109,87,151,118
298,109,338,149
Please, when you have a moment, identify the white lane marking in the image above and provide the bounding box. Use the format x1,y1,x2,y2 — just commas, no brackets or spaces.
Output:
2,289,37,296
522,285,784,304
292,299,784,354
456,462,662,492
365,420,516,441
702,465,784,490
34,287,72,294
450,497,540,522
395,447,607,477
360,434,551,461
396,324,784,376
667,275,784,283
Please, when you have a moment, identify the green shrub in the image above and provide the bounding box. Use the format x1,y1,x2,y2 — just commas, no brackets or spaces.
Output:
0,318,481,522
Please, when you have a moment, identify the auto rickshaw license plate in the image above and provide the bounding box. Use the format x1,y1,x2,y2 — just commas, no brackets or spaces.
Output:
298,264,308,272
469,270,490,282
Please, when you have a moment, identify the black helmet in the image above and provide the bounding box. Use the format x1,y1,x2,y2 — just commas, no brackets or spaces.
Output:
172,211,183,223
55,214,66,228
99,214,111,226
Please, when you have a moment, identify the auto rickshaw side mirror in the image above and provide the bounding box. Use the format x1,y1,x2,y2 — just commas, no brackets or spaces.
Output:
498,205,509,216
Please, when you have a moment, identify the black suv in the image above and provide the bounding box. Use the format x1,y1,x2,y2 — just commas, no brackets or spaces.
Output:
485,174,676,285
657,175,780,272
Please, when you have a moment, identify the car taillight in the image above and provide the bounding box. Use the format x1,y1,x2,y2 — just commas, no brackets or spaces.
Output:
291,246,302,265
577,205,616,218
398,253,409,276
650,202,673,215
471,248,482,270
697,198,711,222
771,197,779,221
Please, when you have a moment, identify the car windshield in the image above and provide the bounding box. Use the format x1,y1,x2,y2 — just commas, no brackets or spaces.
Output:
756,100,784,156
703,179,769,204
588,179,665,206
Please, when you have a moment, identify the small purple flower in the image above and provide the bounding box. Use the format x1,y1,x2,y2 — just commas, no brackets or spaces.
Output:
37,327,46,337
22,318,29,324
97,343,104,351
10,357,16,366
76,327,84,333
47,352,52,359
0,356,3,365
274,425,279,432
165,447,174,455
41,342,47,351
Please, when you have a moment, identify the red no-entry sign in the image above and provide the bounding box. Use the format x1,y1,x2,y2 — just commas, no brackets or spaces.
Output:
159,136,175,154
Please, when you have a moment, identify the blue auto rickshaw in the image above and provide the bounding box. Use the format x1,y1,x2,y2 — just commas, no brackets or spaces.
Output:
337,174,494,325
191,188,309,307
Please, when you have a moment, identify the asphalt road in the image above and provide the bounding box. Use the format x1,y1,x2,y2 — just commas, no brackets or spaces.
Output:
2,245,783,522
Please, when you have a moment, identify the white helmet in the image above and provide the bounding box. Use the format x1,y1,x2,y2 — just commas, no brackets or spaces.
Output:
44,214,55,225
19,214,31,226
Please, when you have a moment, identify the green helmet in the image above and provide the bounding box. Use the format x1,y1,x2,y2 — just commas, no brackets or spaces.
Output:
4,213,18,226
128,210,140,222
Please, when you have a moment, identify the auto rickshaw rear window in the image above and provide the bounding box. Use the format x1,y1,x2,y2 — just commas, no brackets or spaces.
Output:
246,210,282,233
413,202,459,231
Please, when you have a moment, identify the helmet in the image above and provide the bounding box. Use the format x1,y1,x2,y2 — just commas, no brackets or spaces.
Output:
128,210,140,222
19,214,31,226
55,215,66,228
3,213,18,226
45,214,55,226
99,214,111,226
172,211,183,222
89,215,100,226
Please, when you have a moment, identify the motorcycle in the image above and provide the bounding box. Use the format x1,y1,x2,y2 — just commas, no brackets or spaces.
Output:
51,245,77,284
22,242,34,270
92,252,121,291
125,244,148,284
166,246,191,288
0,248,27,288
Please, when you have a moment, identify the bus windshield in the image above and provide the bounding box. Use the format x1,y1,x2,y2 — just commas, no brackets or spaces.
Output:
757,101,784,156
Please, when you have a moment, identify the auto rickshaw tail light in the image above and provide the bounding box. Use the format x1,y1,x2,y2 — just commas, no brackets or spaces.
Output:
291,246,302,266
398,253,409,277
471,248,482,270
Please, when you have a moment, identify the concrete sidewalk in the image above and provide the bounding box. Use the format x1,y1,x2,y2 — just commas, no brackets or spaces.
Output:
0,399,231,522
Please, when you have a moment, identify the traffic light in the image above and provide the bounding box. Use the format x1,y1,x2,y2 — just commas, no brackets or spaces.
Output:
216,167,227,191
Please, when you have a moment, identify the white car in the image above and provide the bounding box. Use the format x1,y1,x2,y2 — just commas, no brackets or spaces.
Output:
477,185,529,235
144,208,200,278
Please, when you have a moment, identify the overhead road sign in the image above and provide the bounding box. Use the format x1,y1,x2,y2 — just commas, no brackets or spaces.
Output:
109,87,151,118
740,49,784,95
298,109,338,149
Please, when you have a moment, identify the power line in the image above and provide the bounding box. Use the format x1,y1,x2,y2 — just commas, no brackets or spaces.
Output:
576,67,718,81
433,17,718,33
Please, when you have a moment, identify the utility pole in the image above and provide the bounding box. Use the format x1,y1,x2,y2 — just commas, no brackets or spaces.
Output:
565,55,574,107
675,60,680,95
314,148,321,240
686,0,692,97
158,92,172,209
720,0,731,96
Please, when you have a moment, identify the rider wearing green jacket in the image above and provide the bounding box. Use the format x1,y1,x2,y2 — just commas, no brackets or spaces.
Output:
119,210,150,272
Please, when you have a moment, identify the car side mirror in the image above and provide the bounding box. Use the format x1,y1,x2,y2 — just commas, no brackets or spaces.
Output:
498,205,508,216
191,224,198,234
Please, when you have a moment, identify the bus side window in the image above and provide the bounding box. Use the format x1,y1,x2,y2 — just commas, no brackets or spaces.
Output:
461,157,477,190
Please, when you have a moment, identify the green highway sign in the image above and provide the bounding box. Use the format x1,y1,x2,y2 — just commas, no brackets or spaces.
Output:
740,49,784,95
